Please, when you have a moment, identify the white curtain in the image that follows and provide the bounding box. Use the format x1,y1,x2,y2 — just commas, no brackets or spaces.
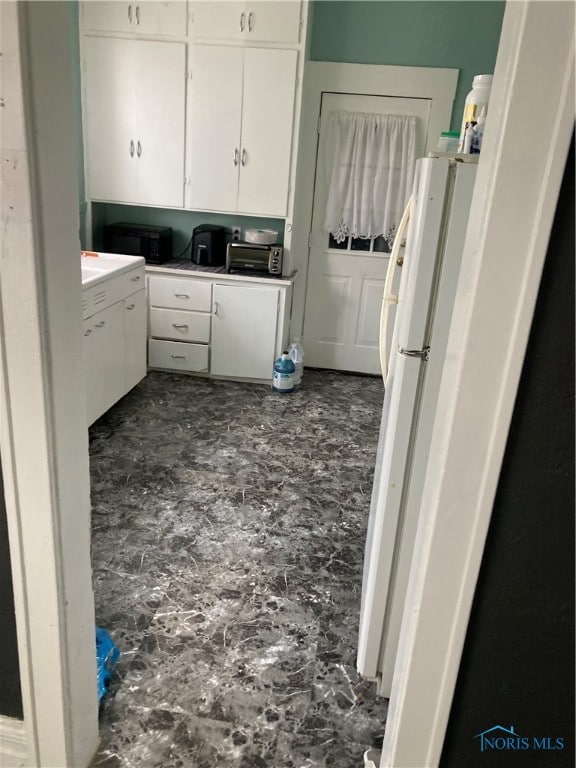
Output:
323,111,416,246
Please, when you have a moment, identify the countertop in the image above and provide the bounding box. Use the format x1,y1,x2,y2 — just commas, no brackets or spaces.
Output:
146,258,297,286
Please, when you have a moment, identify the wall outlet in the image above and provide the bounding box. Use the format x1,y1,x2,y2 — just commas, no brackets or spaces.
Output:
232,226,242,241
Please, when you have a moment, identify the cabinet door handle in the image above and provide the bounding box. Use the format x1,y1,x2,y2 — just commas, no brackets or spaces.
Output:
95,320,105,328
241,148,247,166
131,275,141,281
213,301,220,316
137,140,142,158
128,4,132,23
247,11,253,31
233,148,239,167
126,304,135,311
130,139,135,157
172,323,189,329
135,5,140,25
171,354,186,359
239,11,245,31
174,293,189,299
84,329,92,336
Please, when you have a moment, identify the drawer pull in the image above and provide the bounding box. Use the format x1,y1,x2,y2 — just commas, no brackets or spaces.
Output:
131,275,141,282
172,323,189,329
135,4,140,25
126,304,135,311
128,4,132,23
174,293,189,299
171,354,186,360
213,301,220,316
95,320,105,328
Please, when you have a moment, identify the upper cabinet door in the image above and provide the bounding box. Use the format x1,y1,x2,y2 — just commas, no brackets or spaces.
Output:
81,1,187,37
187,45,243,212
190,1,244,41
83,36,136,204
244,1,302,44
190,1,301,44
83,37,186,206
238,48,298,217
132,40,186,207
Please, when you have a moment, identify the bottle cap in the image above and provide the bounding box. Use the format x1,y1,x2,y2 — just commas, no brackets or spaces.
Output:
473,74,493,86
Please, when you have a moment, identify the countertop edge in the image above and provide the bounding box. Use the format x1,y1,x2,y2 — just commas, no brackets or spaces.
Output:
145,265,298,286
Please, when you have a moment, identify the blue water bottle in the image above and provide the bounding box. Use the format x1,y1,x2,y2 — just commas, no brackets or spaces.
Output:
272,351,295,393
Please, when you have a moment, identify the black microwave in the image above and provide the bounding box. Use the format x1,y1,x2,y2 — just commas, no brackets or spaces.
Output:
103,222,173,264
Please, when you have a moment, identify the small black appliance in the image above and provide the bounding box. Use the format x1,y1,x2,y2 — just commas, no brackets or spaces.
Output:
191,225,226,267
103,222,172,264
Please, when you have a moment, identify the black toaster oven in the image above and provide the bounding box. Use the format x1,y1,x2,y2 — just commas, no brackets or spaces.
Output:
226,242,283,275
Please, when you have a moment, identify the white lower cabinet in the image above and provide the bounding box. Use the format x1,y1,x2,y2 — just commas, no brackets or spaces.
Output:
147,272,292,381
124,289,147,392
83,267,147,425
211,283,279,379
84,302,125,426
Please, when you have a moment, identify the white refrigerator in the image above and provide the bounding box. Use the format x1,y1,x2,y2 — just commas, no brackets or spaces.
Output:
357,155,478,696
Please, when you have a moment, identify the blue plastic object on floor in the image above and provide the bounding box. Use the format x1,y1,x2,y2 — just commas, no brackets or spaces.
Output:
95,627,120,702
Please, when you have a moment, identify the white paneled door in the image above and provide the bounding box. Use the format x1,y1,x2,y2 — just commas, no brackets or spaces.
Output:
303,93,430,374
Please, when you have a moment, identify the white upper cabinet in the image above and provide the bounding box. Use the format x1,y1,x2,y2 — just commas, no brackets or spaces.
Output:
187,45,243,213
188,45,298,216
190,1,302,44
83,36,186,207
237,48,298,215
81,1,188,37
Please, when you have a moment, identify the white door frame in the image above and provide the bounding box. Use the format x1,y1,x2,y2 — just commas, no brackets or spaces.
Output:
0,3,98,766
289,61,458,340
381,3,575,767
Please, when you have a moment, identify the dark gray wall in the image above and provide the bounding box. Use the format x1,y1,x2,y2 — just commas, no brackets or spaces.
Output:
440,135,575,766
0,456,23,718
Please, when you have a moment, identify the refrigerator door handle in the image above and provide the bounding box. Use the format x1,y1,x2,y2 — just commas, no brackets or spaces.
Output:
399,346,430,361
380,196,412,382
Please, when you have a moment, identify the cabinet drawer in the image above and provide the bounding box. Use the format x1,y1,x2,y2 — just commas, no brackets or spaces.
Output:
148,339,209,372
82,265,146,318
149,275,212,311
118,266,146,297
149,307,211,343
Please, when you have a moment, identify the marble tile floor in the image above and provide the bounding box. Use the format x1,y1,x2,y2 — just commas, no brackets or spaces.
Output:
89,369,388,768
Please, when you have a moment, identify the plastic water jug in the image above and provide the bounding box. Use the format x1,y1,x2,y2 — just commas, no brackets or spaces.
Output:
288,338,304,386
272,352,295,393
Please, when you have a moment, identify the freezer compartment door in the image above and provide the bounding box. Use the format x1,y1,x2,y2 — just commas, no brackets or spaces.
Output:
395,157,450,352
358,349,423,679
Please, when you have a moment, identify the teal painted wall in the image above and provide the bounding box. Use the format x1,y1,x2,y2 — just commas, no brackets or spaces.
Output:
310,1,505,131
91,204,285,255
